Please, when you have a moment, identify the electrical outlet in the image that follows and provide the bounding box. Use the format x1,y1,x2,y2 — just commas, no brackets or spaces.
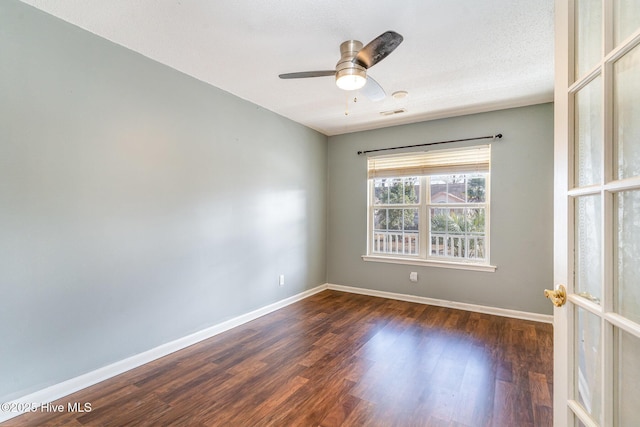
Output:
279,274,285,286
409,272,418,282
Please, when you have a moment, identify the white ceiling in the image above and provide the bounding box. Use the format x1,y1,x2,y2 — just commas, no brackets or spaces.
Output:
21,0,555,136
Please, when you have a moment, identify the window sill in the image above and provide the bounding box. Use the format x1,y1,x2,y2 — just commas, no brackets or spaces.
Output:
361,255,497,272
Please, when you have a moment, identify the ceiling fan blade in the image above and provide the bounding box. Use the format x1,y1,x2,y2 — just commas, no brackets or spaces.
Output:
353,31,404,69
360,76,386,101
279,70,335,79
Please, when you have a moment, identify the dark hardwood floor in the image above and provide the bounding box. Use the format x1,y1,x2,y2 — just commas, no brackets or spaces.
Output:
3,290,553,426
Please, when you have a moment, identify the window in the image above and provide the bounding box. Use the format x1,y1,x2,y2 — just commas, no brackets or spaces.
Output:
365,145,495,271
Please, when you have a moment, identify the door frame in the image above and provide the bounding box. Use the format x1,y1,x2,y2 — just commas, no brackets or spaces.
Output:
553,0,571,424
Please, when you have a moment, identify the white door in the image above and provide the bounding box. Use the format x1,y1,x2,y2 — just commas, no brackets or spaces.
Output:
552,0,640,425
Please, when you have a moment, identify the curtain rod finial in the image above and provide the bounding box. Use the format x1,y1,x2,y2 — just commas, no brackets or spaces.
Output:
495,133,503,139
357,150,364,155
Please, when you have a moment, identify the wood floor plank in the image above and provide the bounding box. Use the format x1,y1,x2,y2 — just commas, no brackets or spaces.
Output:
317,393,364,427
1,290,553,426
228,375,309,426
451,345,494,426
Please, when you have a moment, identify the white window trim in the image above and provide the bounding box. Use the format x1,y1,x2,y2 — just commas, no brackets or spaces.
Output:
365,148,495,272
361,254,497,272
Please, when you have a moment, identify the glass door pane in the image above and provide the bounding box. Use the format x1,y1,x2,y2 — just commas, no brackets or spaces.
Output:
575,195,602,304
613,0,640,46
615,328,640,426
615,190,640,324
575,0,603,79
575,76,603,186
614,43,640,180
576,307,602,421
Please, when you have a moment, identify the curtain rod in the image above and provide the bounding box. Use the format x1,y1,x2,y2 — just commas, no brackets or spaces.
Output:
356,133,502,156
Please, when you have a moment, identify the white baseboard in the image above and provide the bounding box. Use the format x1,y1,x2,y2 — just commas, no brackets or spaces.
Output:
0,284,328,423
327,284,553,324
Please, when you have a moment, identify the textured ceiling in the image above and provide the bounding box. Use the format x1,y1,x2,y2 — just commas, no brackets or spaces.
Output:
20,0,555,136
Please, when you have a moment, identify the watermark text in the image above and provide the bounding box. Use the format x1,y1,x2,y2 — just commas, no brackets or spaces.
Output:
1,402,92,413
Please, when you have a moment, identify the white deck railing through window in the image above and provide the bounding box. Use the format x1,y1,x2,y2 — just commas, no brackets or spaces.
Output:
430,233,485,260
372,231,419,255
372,231,486,260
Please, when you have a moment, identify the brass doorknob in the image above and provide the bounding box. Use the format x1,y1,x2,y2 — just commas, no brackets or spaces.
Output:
544,284,567,307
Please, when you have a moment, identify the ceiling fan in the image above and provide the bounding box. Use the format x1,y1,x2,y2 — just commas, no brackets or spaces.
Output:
278,31,404,102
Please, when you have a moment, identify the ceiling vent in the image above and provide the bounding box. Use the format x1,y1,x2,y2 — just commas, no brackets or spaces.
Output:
380,108,407,116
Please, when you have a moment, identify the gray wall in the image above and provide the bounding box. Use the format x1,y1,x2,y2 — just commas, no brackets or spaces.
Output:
0,1,327,402
327,103,554,315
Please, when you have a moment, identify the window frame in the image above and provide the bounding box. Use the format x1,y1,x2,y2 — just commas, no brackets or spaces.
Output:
426,174,491,263
363,148,496,273
369,176,422,257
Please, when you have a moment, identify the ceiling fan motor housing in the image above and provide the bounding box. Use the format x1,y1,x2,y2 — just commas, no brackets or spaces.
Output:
335,40,367,90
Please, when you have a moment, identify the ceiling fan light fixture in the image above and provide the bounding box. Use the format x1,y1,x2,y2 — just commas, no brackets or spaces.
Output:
335,69,367,91
335,39,367,91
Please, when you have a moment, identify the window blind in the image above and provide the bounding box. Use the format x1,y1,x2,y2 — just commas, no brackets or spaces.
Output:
367,145,491,179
